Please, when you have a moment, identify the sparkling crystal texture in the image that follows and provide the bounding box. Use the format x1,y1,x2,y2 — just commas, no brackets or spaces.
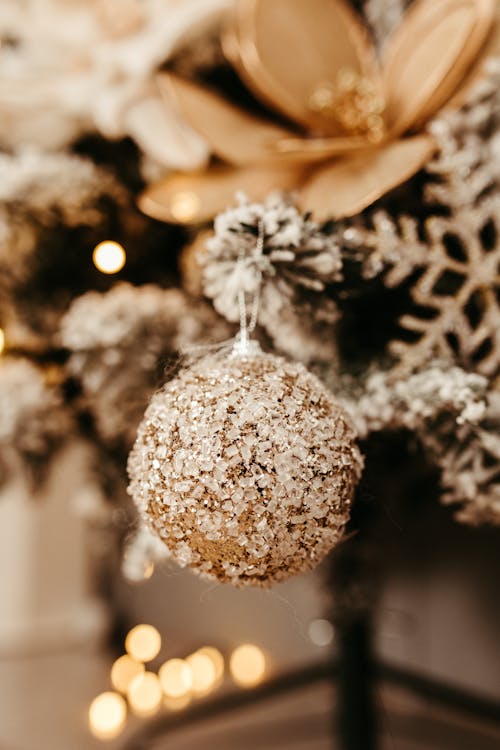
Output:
127,350,362,587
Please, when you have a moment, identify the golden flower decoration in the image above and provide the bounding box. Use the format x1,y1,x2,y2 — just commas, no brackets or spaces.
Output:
139,0,500,224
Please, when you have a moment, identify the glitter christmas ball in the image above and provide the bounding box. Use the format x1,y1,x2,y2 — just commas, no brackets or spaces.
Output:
127,348,363,587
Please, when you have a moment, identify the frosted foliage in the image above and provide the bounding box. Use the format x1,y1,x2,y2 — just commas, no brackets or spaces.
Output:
122,523,170,583
0,358,71,484
340,364,500,525
341,366,488,438
127,349,363,587
203,195,342,364
0,0,228,164
345,62,500,377
420,393,500,526
61,283,230,448
0,150,125,286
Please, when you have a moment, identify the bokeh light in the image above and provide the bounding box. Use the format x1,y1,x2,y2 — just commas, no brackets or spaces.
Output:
229,644,266,688
169,191,200,222
125,624,161,663
308,618,335,647
110,654,145,694
196,646,224,682
0,328,4,355
92,240,126,274
186,651,217,695
127,672,162,717
159,658,192,698
88,692,127,740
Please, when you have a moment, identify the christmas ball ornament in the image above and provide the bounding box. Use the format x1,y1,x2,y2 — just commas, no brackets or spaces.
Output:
127,346,363,587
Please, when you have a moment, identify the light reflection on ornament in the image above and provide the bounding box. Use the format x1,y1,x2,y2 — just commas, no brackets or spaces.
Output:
92,240,126,274
186,651,217,695
308,618,335,647
229,644,266,687
125,624,161,663
159,658,192,698
88,692,127,740
110,654,145,694
127,672,162,716
169,191,200,222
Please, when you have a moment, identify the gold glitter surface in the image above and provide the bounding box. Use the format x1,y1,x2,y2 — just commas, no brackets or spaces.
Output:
127,350,363,587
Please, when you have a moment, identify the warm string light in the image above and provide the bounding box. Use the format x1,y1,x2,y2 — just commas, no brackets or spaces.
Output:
159,658,192,698
88,692,127,740
186,651,217,695
169,191,200,222
89,624,268,741
196,646,224,683
125,624,162,662
111,654,145,694
92,240,126,274
229,644,266,687
127,672,163,716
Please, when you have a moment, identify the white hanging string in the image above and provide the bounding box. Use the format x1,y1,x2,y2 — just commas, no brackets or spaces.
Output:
179,220,264,364
235,219,264,355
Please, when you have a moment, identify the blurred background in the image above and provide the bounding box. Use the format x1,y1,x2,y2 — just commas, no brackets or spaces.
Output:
0,1,499,749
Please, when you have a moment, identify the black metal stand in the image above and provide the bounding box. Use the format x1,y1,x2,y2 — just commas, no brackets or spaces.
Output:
336,615,376,750
120,659,500,750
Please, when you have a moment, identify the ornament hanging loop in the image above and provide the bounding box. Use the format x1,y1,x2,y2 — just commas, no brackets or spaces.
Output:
232,220,264,357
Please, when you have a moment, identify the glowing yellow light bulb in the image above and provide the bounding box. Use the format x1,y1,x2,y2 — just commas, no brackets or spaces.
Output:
308,618,335,647
0,328,4,355
159,658,192,698
92,240,126,274
169,191,200,222
229,644,266,688
196,647,224,683
186,652,217,695
125,624,161,663
127,672,162,717
110,654,145,694
88,691,127,740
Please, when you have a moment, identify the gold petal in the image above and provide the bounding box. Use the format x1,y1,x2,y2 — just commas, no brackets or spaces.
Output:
297,136,436,220
448,8,500,109
225,0,381,134
267,134,378,161
384,0,496,135
124,94,210,169
138,164,304,224
157,73,295,166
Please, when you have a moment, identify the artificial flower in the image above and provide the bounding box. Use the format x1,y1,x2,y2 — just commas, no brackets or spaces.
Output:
139,0,500,223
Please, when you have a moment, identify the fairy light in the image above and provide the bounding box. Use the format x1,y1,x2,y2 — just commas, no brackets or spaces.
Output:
0,328,4,355
159,658,192,698
92,240,126,274
186,651,217,695
169,191,200,222
88,692,127,740
110,654,145,694
229,644,266,688
196,647,224,683
125,624,161,663
127,672,162,717
308,618,335,647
